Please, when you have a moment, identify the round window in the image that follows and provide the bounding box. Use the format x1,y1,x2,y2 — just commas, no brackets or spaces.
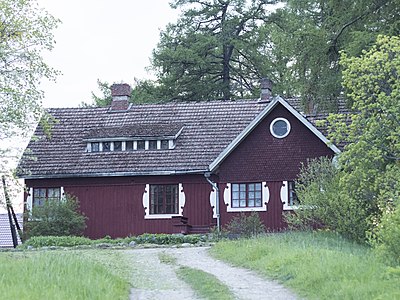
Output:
270,118,291,138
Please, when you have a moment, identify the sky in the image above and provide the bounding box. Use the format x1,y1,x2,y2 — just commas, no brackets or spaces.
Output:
37,0,180,108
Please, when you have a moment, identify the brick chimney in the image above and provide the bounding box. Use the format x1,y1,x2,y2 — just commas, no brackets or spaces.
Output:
259,78,273,101
110,83,131,111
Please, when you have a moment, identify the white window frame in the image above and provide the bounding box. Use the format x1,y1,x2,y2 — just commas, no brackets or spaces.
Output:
270,117,291,138
142,183,186,219
281,181,299,210
223,182,269,212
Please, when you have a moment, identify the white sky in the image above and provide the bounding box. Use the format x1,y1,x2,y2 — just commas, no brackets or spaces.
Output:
38,0,179,108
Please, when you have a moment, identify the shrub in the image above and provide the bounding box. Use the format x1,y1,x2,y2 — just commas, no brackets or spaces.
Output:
369,202,400,266
285,157,369,242
225,212,265,238
22,235,93,248
21,233,207,248
23,194,87,240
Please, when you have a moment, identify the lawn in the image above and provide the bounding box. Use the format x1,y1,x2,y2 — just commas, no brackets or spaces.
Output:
0,249,131,300
211,231,400,300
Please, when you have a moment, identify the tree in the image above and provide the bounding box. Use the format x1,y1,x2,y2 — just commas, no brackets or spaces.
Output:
82,78,165,107
331,35,400,211
287,35,400,242
151,0,279,101
0,0,59,172
269,0,400,110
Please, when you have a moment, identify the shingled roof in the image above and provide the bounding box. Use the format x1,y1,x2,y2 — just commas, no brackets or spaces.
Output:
17,97,348,179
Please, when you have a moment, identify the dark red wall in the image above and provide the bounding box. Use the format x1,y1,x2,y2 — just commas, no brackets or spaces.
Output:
26,175,214,238
217,103,334,182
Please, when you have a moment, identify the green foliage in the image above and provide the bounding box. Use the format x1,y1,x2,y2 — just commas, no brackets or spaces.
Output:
0,0,59,170
134,233,206,245
23,194,87,240
177,266,235,300
21,233,208,248
225,212,265,238
151,0,278,101
82,78,164,107
269,0,400,109
21,235,93,248
0,251,130,300
369,202,400,266
321,35,400,241
211,231,400,299
285,157,369,242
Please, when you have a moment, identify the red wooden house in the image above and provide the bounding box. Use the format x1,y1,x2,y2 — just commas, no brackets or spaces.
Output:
17,82,343,238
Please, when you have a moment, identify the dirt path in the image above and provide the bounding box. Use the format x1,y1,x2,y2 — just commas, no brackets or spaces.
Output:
126,246,297,300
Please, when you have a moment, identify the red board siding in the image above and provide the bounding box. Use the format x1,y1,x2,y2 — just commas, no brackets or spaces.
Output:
25,175,215,238
217,103,334,182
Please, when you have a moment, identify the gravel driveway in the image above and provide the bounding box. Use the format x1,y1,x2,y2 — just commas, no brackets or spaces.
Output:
126,246,297,300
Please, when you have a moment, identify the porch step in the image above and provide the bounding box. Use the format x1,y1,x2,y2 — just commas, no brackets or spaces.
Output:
189,225,210,234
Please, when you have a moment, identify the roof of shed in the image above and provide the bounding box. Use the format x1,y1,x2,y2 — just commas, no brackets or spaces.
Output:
17,97,350,179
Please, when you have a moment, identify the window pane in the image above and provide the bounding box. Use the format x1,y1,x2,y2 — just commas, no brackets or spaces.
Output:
240,199,246,207
137,140,145,150
126,141,133,151
273,120,288,136
48,188,61,202
255,198,262,207
232,199,239,208
91,142,99,152
232,184,239,192
240,192,246,200
114,141,122,152
149,184,178,214
161,140,169,149
248,184,255,191
232,191,239,200
149,140,157,150
103,142,110,152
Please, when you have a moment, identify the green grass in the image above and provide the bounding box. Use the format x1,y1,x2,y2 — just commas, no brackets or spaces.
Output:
158,251,177,265
176,266,235,300
157,252,234,299
211,231,400,300
0,250,131,300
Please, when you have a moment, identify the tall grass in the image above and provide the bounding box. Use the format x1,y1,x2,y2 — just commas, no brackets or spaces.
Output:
0,250,130,300
211,231,400,300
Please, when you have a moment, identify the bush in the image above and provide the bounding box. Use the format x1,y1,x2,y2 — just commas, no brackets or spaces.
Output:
285,157,370,242
23,194,87,240
369,203,400,266
22,235,93,248
21,233,208,248
225,212,265,238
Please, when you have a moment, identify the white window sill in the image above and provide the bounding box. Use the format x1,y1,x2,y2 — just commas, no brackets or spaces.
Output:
227,207,266,213
283,205,300,211
144,214,181,219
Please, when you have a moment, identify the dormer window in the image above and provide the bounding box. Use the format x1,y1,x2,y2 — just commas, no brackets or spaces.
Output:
85,124,183,153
